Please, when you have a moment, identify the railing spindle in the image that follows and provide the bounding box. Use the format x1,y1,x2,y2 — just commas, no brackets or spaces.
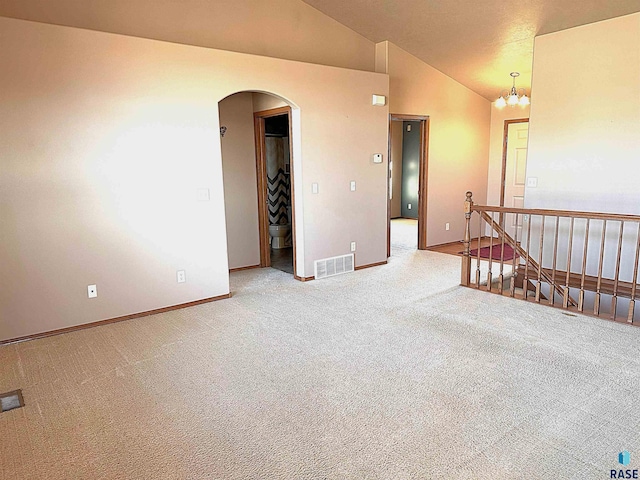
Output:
611,221,624,320
536,216,546,303
475,212,482,287
563,217,574,309
579,219,590,312
487,212,494,291
550,216,560,305
628,222,640,323
594,220,607,316
499,213,506,294
510,213,519,297
461,192,473,286
524,214,532,300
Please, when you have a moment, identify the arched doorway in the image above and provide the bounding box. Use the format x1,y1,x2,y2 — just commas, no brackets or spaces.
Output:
218,91,299,278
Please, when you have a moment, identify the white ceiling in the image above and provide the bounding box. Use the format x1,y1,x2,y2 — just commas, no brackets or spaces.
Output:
301,0,640,100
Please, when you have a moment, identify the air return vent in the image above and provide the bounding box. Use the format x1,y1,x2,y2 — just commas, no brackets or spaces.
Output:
1,390,24,413
314,254,354,280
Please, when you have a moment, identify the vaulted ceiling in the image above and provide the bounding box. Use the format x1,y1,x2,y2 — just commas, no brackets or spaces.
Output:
301,0,640,100
1,0,639,102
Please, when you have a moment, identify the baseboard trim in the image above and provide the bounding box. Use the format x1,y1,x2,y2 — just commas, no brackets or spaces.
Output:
294,275,314,282
0,294,231,346
229,264,260,273
355,260,388,271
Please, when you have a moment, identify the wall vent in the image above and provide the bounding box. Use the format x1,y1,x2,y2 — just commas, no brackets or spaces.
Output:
314,254,354,280
1,389,24,413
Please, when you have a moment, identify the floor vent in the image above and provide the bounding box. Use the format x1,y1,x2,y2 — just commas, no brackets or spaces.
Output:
0,389,24,413
314,254,354,279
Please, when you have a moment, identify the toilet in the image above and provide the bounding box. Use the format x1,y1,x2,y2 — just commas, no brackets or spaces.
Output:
269,224,291,249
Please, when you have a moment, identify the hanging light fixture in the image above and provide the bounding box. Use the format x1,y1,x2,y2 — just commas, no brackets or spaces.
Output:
495,72,530,108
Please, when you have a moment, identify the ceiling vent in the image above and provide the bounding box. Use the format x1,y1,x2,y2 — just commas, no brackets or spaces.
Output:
314,254,354,280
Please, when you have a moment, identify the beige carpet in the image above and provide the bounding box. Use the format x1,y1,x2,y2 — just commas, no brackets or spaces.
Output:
1,225,639,479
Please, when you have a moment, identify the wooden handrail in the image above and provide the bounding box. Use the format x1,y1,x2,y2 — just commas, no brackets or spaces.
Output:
471,204,640,223
461,192,640,326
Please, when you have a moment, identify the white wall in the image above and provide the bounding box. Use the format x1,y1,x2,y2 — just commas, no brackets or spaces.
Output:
378,41,491,246
219,92,261,270
0,17,388,341
0,0,375,72
523,13,640,308
390,121,404,218
525,13,640,214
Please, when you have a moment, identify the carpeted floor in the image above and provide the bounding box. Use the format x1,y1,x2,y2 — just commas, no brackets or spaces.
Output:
1,223,639,479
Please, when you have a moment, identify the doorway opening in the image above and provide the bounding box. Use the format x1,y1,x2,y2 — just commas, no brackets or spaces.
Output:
500,118,529,239
387,114,429,256
260,111,294,274
219,92,297,278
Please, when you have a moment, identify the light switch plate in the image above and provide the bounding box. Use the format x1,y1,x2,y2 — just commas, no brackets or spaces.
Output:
350,242,356,252
350,181,356,191
197,188,210,202
312,183,319,194
372,94,386,106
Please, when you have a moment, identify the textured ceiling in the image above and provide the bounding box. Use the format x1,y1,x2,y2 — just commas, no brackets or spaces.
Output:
301,0,640,100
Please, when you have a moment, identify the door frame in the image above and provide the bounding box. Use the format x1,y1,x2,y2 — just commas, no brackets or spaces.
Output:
500,118,529,207
387,114,430,256
253,106,297,277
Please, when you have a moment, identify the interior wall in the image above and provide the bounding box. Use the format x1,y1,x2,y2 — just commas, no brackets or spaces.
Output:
486,105,530,206
253,93,288,113
0,0,375,72
390,121,403,218
378,41,491,246
400,121,420,220
524,13,640,286
526,13,640,214
0,17,388,341
219,92,261,270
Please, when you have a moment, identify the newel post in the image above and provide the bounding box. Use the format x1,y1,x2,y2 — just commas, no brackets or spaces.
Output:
461,191,473,286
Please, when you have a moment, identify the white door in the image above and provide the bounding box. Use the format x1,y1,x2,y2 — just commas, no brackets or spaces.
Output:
504,121,529,239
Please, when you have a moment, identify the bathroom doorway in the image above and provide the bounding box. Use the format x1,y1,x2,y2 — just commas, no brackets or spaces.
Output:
256,110,294,274
387,114,429,256
219,92,297,278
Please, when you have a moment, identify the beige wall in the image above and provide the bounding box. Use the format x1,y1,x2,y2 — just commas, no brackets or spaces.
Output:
0,0,375,72
524,13,640,289
0,17,388,341
252,93,288,113
390,121,404,218
487,105,530,206
219,93,261,270
526,13,640,213
379,42,491,245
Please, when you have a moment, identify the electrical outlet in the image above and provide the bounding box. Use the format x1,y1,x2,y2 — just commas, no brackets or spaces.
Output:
87,285,97,298
312,183,319,194
177,270,186,283
445,223,450,231
350,241,356,252
527,177,538,188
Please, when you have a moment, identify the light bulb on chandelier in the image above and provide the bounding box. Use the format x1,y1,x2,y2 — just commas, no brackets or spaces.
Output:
495,72,530,108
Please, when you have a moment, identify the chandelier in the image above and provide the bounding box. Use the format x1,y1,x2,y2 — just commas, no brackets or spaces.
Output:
495,72,530,108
